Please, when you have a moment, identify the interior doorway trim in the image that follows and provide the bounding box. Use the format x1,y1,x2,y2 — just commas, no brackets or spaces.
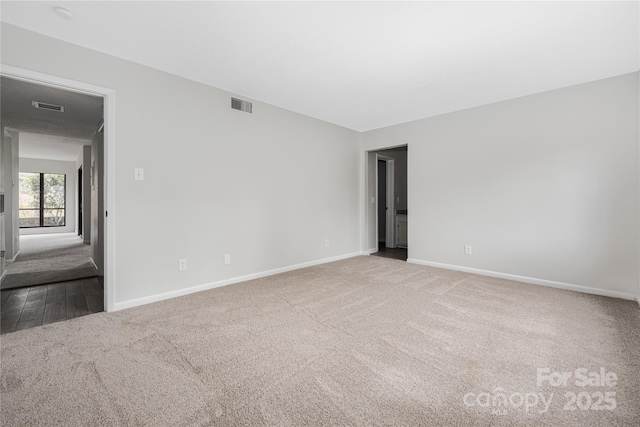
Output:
1,64,117,312
376,154,395,249
78,166,83,237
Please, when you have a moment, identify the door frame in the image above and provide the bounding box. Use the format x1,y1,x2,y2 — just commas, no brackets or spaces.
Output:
376,154,395,249
78,166,83,237
1,64,117,312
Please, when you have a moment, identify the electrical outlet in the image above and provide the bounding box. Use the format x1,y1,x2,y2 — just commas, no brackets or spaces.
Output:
179,259,187,271
325,239,330,247
224,254,231,265
464,245,472,255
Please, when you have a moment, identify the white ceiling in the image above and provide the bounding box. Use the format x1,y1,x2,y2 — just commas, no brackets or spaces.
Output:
1,76,103,140
1,1,638,132
18,132,88,162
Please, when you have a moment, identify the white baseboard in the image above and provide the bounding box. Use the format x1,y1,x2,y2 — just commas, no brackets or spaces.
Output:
5,250,19,264
0,269,6,285
407,258,637,301
89,257,98,270
365,247,377,255
20,227,75,236
113,251,363,312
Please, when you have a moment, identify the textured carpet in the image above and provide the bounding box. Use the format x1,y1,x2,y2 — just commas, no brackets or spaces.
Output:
1,256,639,426
1,233,98,290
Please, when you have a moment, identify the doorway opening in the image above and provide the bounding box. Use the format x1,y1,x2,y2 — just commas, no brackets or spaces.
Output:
0,66,115,332
367,146,408,261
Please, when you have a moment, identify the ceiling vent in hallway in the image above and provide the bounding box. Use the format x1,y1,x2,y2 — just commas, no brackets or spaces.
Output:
231,97,252,114
32,101,64,112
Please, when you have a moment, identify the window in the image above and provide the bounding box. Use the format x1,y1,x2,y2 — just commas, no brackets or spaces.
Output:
19,173,66,228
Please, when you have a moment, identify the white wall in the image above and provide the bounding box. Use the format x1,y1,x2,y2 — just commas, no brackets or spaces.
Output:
19,157,77,235
76,145,92,244
1,24,361,306
90,132,103,274
5,23,634,305
0,124,5,281
2,130,19,260
362,72,639,298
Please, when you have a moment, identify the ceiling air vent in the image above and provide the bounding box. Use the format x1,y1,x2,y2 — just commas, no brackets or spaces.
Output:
231,97,252,114
32,101,64,113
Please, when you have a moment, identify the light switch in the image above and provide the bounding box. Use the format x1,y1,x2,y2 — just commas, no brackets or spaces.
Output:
134,168,144,181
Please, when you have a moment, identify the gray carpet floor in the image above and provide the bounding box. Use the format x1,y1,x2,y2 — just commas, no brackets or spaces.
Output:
1,256,639,426
1,233,98,290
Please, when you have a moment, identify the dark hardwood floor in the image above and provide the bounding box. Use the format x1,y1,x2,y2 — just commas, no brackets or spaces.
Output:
371,242,408,261
1,277,104,334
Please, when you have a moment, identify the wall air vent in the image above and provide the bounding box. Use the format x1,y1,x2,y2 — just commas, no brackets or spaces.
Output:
32,101,64,112
231,97,252,114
